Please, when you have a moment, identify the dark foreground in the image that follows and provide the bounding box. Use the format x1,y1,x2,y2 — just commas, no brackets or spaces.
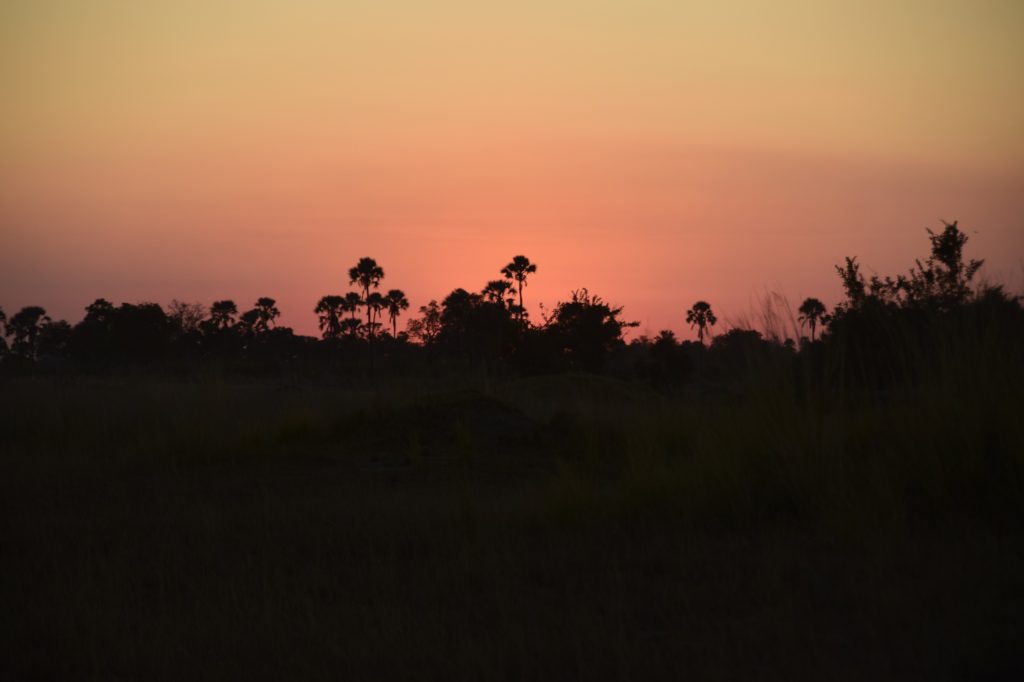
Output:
2,374,1022,681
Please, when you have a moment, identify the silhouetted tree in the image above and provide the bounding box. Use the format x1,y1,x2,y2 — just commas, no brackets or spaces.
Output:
67,299,115,363
237,309,261,336
253,297,280,332
109,303,171,361
836,257,867,310
547,289,637,371
167,300,206,335
407,300,442,345
0,307,7,357
438,288,517,358
644,329,690,386
37,319,72,358
315,295,345,340
85,298,116,324
236,297,279,336
482,280,515,309
384,289,409,338
899,221,984,309
8,306,50,358
501,255,537,324
708,328,777,377
206,300,238,333
340,318,362,338
365,291,385,338
798,297,827,341
341,292,363,326
349,258,384,327
686,301,717,345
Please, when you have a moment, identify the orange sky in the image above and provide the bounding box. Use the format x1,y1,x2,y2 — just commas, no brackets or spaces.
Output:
2,1,1022,338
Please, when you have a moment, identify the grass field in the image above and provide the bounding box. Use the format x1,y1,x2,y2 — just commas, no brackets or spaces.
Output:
2,368,1022,680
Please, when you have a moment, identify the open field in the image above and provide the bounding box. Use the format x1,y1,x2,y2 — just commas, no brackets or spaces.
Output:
2,370,1023,680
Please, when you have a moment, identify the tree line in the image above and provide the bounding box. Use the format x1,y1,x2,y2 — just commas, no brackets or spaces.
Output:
1,223,1020,387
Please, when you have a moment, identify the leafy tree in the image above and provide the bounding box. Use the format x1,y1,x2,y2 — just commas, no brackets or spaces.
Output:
37,319,72,358
707,328,777,376
686,300,717,345
501,255,537,324
438,288,517,357
314,295,345,340
109,303,171,360
8,306,50,358
797,297,828,341
167,300,206,335
349,257,384,326
406,300,442,345
547,288,637,370
384,289,409,338
835,257,867,310
68,299,115,362
85,298,116,324
899,221,983,309
647,329,690,386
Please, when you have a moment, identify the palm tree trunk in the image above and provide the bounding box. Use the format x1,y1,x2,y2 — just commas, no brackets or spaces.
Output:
518,279,524,323
364,286,371,327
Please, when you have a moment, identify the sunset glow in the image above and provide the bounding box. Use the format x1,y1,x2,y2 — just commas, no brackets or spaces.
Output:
3,0,1022,337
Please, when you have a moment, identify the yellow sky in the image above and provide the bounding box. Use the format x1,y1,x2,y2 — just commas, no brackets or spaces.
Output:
2,0,1023,336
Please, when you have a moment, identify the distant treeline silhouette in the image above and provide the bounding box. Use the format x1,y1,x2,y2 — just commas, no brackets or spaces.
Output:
1,223,1020,387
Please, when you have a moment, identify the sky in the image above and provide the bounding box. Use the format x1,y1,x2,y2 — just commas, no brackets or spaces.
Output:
2,0,1023,339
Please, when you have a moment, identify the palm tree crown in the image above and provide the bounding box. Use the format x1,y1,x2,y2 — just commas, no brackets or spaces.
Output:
253,297,280,333
686,300,717,345
209,300,238,330
500,255,537,323
384,289,410,337
342,292,363,321
348,257,385,326
314,295,345,339
482,280,515,308
797,297,827,341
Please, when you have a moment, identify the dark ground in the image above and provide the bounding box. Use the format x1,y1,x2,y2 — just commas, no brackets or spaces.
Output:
2,374,1022,681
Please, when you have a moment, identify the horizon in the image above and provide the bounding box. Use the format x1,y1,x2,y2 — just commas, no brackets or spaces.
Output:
3,1,1023,339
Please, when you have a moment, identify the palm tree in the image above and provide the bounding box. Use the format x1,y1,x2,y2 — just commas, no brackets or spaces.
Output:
253,297,280,332
482,280,514,309
384,289,409,338
365,291,385,338
686,300,717,345
340,318,362,338
342,292,363,323
501,255,537,323
797,297,827,341
314,295,345,339
237,308,261,335
208,300,238,331
348,257,385,326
